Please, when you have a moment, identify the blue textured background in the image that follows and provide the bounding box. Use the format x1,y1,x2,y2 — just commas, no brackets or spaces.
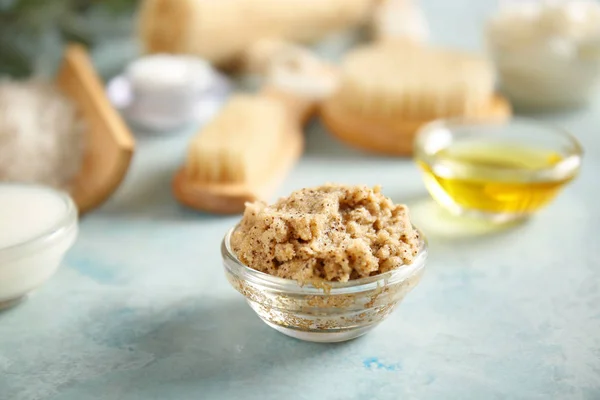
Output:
1,1,599,399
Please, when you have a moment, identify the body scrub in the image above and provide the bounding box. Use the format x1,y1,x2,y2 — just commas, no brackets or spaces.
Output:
231,184,420,282
223,184,427,342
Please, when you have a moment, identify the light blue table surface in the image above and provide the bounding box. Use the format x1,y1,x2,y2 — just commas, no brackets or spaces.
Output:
1,1,600,399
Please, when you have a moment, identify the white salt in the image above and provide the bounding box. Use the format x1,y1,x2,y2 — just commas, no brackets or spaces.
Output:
0,79,85,190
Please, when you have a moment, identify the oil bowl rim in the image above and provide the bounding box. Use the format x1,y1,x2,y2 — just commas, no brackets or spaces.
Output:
414,117,583,181
221,225,428,296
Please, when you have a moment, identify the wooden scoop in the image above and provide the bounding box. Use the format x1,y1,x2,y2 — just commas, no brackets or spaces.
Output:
56,44,135,214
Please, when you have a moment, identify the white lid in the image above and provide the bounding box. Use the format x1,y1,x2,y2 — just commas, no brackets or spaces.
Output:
126,54,214,91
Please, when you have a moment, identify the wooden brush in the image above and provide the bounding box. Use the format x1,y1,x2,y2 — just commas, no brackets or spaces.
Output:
56,44,135,214
173,38,340,214
172,87,315,214
320,40,511,156
138,0,376,69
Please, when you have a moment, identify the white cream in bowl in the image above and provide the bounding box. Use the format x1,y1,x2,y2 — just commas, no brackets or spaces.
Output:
0,184,78,308
487,0,600,109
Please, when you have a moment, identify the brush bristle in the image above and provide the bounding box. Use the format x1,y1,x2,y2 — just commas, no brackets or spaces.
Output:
184,94,288,184
335,41,496,120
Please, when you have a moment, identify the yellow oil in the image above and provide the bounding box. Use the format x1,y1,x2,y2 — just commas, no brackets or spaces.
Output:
418,142,575,217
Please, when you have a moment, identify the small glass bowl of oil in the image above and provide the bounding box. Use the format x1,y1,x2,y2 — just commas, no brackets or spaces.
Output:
414,118,583,222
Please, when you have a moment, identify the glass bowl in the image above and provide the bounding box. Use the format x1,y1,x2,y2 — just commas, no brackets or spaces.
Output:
414,118,583,222
221,226,428,343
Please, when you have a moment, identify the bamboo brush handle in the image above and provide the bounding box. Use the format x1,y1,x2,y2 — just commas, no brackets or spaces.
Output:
249,38,340,125
241,38,294,75
259,86,317,127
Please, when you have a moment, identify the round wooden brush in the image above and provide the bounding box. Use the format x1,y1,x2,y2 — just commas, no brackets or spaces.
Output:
320,40,511,156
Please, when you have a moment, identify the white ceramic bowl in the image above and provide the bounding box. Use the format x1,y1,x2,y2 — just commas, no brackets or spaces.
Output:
0,184,78,309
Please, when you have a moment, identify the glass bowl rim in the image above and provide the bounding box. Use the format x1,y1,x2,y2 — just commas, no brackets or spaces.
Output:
414,117,583,179
221,225,428,296
0,183,78,264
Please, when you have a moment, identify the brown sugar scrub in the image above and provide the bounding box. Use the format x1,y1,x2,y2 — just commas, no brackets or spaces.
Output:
231,184,420,283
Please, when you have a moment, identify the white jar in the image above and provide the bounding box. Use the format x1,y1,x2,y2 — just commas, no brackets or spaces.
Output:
486,0,600,109
0,184,78,309
123,54,216,131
